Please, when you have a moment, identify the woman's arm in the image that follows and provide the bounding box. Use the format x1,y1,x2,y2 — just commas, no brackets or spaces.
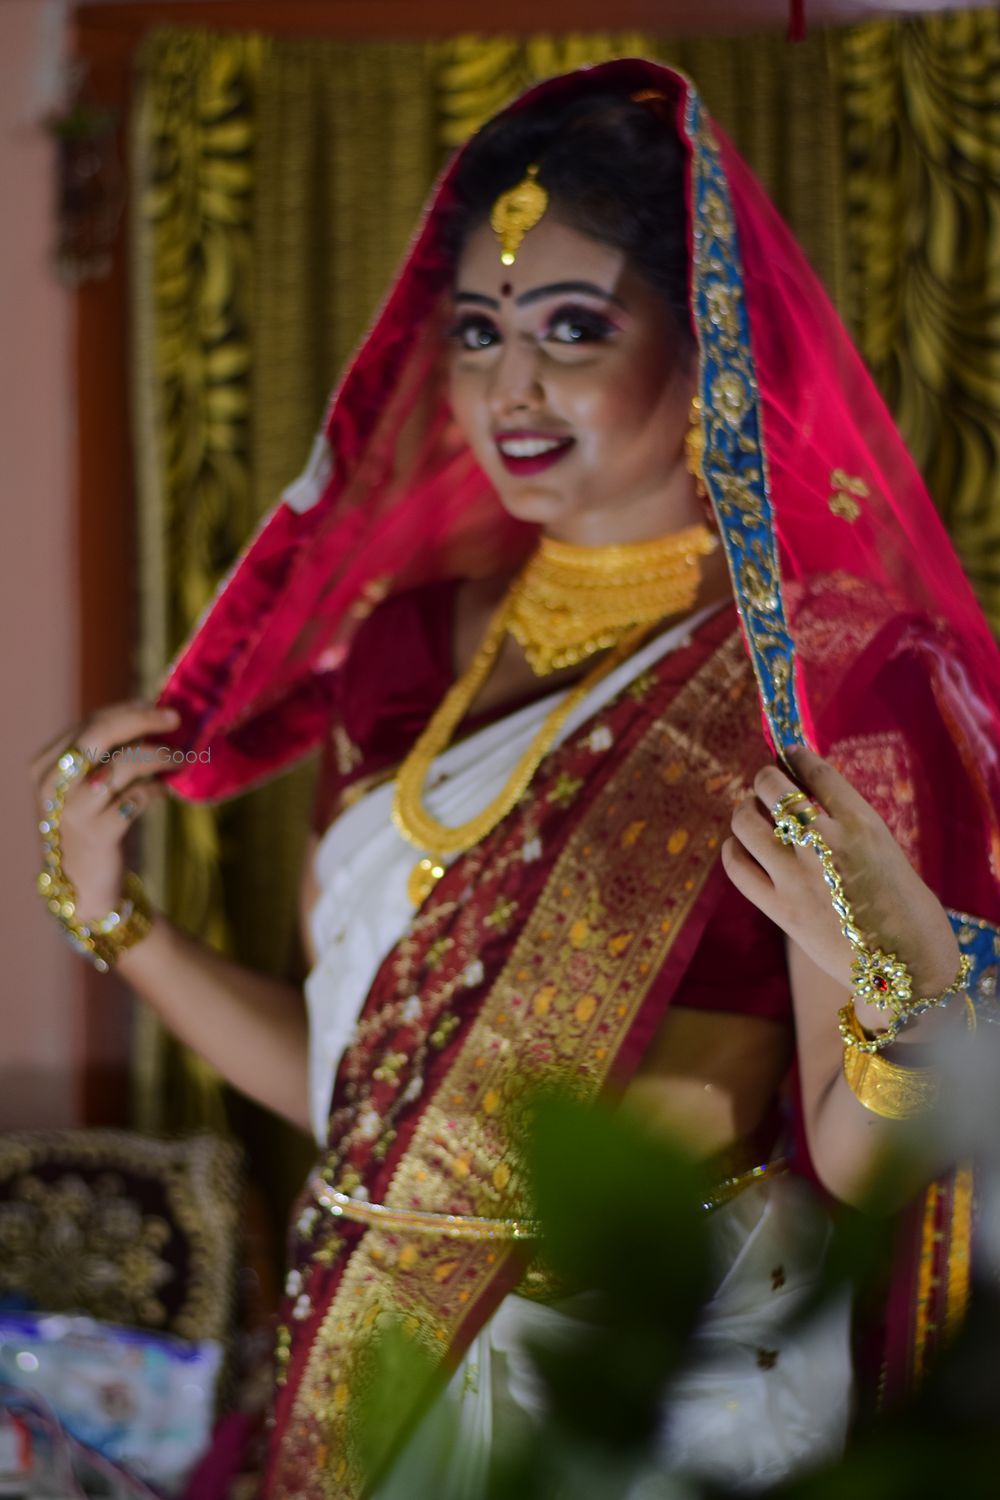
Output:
31,702,311,1132
117,919,310,1131
723,748,969,1211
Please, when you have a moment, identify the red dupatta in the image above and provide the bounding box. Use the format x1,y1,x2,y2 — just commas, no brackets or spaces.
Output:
155,57,1000,1460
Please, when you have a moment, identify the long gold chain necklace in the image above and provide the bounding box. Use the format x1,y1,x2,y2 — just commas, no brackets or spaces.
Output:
391,526,714,907
392,595,649,906
509,525,716,676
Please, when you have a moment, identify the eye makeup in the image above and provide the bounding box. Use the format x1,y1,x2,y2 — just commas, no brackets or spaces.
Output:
542,304,621,343
448,312,500,350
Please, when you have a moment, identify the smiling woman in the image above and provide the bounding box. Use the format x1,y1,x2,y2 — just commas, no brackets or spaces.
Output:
448,216,704,545
31,56,1000,1500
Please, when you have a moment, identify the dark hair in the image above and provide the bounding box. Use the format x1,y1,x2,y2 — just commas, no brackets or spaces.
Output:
444,91,693,351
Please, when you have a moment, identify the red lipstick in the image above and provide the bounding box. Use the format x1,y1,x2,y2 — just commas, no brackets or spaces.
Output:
494,430,575,476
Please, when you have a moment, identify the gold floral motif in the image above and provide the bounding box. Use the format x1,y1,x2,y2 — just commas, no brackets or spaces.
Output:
546,773,583,808
739,558,779,614
702,189,733,244
828,469,869,523
711,469,765,524
705,280,738,338
331,722,363,777
347,574,393,621
711,370,749,427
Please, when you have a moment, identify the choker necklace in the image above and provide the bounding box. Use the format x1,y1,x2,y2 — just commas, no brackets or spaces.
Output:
391,525,715,907
508,525,717,676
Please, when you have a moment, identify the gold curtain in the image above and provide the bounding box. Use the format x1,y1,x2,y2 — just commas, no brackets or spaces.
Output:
129,18,997,1157
130,30,265,1131
836,8,1000,625
129,32,441,1148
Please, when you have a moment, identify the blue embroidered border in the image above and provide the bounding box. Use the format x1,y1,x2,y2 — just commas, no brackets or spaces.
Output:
948,909,1000,1025
685,90,805,755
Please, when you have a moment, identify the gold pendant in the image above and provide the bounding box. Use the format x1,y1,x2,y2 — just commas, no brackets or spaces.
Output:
408,856,445,908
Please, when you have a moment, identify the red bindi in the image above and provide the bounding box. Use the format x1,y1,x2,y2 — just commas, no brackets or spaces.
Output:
500,281,513,297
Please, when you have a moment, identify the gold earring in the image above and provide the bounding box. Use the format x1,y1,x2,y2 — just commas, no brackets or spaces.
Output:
685,395,708,500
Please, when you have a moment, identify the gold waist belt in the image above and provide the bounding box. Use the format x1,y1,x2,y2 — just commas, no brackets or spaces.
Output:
311,1159,788,1244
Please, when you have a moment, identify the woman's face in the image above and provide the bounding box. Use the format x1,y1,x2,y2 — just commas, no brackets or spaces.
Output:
448,214,699,545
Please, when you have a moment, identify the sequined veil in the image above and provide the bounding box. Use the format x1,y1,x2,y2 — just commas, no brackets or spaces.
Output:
156,59,1000,1491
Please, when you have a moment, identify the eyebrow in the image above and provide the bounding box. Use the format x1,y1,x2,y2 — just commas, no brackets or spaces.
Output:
453,280,625,310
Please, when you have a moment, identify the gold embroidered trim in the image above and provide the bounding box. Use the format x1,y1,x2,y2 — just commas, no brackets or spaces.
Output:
945,1163,974,1339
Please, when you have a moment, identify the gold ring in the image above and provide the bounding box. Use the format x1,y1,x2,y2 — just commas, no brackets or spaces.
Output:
772,796,821,846
771,789,810,821
54,745,91,790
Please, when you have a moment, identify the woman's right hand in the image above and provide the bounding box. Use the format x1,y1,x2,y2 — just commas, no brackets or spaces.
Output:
30,702,181,922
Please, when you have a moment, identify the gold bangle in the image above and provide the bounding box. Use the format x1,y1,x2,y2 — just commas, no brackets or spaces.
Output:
842,1041,939,1119
840,1005,937,1117
36,743,154,972
840,996,977,1119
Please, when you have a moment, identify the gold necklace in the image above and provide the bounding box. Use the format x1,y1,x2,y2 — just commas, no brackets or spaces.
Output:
508,525,716,676
392,592,650,906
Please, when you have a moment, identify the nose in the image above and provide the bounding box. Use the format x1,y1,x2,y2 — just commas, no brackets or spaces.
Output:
488,339,546,419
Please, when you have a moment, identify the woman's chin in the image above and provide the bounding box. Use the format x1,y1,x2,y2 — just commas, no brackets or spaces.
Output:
493,485,574,528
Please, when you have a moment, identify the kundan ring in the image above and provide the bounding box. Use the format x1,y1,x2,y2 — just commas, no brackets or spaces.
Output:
772,793,821,847
117,799,138,822
771,789,811,821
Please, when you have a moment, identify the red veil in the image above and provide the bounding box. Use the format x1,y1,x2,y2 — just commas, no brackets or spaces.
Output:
158,61,1000,1395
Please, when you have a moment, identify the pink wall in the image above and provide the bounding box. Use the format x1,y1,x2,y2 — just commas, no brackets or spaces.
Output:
0,0,85,1126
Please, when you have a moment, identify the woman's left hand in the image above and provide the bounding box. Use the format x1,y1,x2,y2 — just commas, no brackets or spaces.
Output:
721,746,960,1001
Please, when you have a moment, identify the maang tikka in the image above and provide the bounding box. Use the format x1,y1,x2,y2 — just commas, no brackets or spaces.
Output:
490,164,549,266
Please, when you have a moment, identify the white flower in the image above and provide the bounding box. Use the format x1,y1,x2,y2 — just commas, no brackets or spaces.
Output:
463,959,485,987
356,1107,381,1142
521,837,542,863
401,996,422,1023
296,1207,318,1237
588,725,613,753
285,1268,303,1298
349,1184,370,1202
292,1293,312,1321
402,1075,424,1104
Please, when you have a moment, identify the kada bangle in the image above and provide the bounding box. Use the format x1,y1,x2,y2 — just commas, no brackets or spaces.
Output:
840,998,976,1118
840,1006,940,1118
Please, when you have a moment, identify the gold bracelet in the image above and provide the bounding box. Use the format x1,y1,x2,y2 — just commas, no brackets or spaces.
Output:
36,744,154,973
773,791,973,1044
